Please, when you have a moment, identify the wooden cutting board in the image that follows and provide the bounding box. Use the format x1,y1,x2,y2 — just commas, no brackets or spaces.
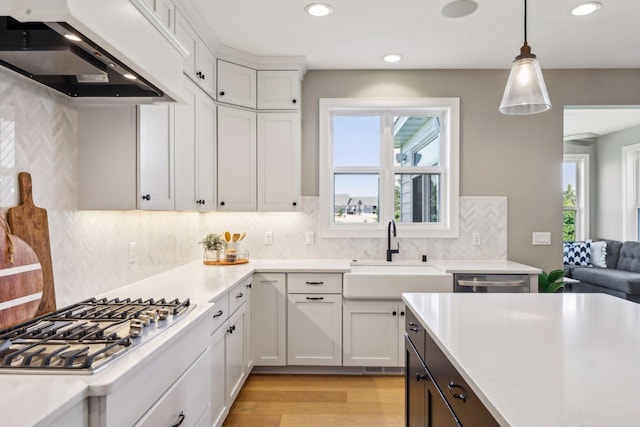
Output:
7,172,56,316
0,217,44,329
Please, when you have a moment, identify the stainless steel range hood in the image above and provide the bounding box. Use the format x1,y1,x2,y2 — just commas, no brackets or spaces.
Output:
0,0,187,103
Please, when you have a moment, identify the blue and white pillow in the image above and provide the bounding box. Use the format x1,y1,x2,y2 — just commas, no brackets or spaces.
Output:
563,240,591,266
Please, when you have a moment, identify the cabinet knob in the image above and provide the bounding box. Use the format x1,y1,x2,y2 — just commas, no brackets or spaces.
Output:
219,91,225,96
292,201,297,207
196,71,202,78
400,311,405,316
292,99,297,104
392,311,397,316
220,201,225,206
416,373,427,382
246,283,252,289
202,74,205,80
141,194,151,201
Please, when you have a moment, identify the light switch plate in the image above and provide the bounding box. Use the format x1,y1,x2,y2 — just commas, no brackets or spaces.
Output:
532,232,551,245
305,231,315,245
472,232,481,246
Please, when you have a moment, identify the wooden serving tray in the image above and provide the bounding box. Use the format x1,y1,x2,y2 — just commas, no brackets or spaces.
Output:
204,258,249,266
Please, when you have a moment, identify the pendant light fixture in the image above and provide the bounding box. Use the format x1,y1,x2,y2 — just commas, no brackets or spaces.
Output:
499,0,551,115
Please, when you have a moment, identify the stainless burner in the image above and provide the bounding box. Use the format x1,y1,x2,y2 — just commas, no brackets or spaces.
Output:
0,297,192,373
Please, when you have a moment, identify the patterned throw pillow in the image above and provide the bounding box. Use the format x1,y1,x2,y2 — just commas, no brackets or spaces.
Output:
563,240,591,266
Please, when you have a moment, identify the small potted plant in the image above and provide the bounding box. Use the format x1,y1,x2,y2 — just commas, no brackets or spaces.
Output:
199,233,226,265
538,269,566,293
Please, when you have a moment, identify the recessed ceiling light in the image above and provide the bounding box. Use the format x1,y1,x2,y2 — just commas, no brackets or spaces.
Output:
382,54,403,63
305,3,333,17
123,73,137,80
569,2,601,16
441,0,478,18
64,34,82,42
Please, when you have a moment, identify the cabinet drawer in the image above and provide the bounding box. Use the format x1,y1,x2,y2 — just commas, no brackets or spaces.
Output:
288,273,342,294
210,293,229,333
135,347,212,427
229,279,249,314
424,332,498,426
405,308,425,358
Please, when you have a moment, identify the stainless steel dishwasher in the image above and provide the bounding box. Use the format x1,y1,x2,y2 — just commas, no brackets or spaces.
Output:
453,274,530,293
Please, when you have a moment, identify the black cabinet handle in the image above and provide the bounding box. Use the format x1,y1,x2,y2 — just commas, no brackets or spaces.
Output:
220,201,225,206
305,281,324,285
292,99,297,104
292,201,297,206
392,311,397,316
408,322,420,332
416,373,427,382
141,194,151,201
219,91,225,96
202,73,206,80
196,71,202,78
400,311,405,316
213,310,223,318
306,296,324,300
236,292,244,298
246,283,252,288
447,382,467,402
228,324,236,334
171,411,185,427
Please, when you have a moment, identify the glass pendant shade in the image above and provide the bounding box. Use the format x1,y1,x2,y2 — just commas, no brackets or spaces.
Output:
499,54,551,115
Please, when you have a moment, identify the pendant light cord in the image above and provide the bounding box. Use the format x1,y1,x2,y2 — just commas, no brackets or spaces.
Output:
524,0,528,44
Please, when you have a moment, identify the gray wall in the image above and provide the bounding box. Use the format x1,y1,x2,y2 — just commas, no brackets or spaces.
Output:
301,69,640,272
596,124,640,240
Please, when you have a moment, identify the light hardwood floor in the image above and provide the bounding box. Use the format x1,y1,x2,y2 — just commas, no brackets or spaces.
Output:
223,374,405,427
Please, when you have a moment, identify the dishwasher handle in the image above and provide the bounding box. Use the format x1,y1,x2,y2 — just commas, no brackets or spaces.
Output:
457,280,526,288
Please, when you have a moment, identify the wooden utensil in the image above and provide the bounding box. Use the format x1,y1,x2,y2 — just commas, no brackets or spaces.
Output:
0,216,44,329
7,172,56,316
232,233,240,242
239,232,246,241
224,231,231,242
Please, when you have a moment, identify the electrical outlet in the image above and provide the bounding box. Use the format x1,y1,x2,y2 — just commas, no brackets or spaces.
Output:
129,241,137,263
472,232,481,246
305,231,315,245
264,231,273,245
532,232,551,245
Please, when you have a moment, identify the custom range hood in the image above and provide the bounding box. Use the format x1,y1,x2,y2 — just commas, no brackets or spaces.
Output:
0,0,187,102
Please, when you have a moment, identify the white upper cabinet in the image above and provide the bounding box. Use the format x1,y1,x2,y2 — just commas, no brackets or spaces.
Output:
257,70,301,110
140,0,174,31
138,104,175,210
174,78,216,211
217,106,257,211
175,9,216,97
217,60,257,109
257,112,301,211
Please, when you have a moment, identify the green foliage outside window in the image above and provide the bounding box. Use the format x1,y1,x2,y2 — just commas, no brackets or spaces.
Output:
563,184,576,241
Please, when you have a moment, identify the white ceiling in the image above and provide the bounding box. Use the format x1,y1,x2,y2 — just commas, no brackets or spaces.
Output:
564,108,640,139
186,0,640,70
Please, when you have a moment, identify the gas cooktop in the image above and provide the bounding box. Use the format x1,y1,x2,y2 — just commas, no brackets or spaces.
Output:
0,297,192,374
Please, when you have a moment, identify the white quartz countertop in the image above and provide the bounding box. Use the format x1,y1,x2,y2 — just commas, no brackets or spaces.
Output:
433,259,541,274
402,292,640,426
0,257,536,426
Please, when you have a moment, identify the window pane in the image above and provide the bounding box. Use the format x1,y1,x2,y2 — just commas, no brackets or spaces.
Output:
563,162,577,207
333,116,380,167
395,174,440,223
393,116,440,167
334,174,379,223
563,209,576,241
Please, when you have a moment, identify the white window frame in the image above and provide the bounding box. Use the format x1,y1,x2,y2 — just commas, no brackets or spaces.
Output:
563,154,589,241
319,98,459,238
622,143,640,240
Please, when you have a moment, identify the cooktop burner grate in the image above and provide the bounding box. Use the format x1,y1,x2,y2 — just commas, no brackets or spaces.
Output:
0,297,191,373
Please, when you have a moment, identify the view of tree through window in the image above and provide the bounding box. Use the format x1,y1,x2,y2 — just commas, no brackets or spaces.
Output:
563,161,578,241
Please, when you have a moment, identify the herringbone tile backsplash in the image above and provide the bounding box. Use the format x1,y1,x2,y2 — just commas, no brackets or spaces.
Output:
0,69,507,307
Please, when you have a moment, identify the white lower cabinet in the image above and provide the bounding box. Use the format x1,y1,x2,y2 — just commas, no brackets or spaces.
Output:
45,399,88,427
287,293,342,366
225,302,247,403
210,323,228,427
343,301,406,367
135,347,212,427
252,273,287,366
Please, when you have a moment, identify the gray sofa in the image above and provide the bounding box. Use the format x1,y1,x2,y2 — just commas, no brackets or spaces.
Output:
565,239,640,303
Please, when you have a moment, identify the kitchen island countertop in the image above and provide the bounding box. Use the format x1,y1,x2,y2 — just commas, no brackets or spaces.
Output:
402,292,640,426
